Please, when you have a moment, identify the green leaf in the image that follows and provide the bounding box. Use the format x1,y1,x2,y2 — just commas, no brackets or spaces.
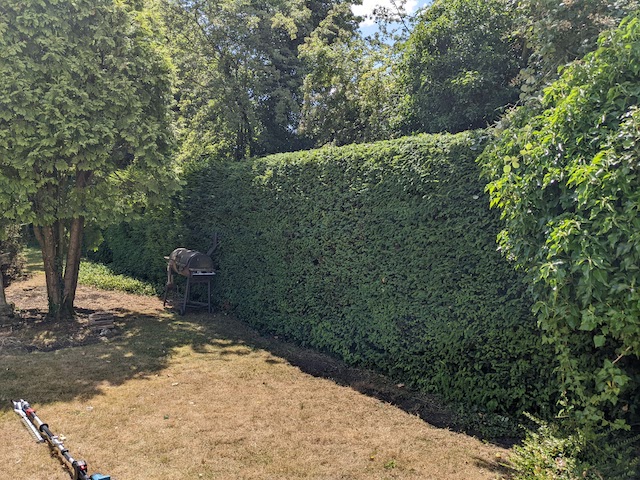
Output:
594,335,606,348
55,159,68,171
579,309,598,331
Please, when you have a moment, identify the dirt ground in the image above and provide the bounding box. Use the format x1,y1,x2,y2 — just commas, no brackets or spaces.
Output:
0,273,513,479
1,273,164,348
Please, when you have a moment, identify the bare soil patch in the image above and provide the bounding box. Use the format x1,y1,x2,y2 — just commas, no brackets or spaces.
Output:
1,272,163,352
0,274,513,479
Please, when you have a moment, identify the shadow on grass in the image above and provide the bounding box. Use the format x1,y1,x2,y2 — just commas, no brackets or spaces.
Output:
0,309,245,412
188,313,521,448
0,306,517,449
473,456,515,478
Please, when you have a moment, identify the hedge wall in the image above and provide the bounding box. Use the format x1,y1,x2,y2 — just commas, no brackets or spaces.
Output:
97,131,555,414
171,131,555,415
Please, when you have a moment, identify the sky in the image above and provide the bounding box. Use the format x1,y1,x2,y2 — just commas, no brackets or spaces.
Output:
352,0,420,27
352,0,430,36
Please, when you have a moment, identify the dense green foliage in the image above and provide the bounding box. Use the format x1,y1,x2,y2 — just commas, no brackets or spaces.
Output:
516,0,638,93
0,0,175,226
160,0,639,152
0,0,175,318
162,0,341,161
298,4,399,146
398,0,524,134
140,132,553,415
482,14,640,431
0,225,23,287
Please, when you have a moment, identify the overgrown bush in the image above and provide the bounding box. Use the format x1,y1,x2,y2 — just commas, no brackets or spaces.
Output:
510,415,639,480
0,225,24,287
177,131,556,416
481,14,640,433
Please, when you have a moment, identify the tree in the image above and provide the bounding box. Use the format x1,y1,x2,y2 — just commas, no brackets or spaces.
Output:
0,270,7,318
0,259,9,319
516,0,639,94
0,0,175,320
0,224,22,319
398,0,524,134
298,4,400,146
162,0,339,162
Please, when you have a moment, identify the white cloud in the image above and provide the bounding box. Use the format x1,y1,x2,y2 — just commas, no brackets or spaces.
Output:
352,0,419,26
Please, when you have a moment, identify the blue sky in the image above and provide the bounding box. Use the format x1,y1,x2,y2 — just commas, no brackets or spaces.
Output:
352,0,431,36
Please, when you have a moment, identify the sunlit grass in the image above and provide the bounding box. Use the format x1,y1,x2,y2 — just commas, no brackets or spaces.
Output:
22,246,44,275
21,246,156,296
78,261,156,296
0,310,510,480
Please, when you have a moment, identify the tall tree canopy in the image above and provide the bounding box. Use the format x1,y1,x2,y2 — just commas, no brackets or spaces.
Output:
516,0,639,94
0,0,175,319
298,4,399,146
398,0,524,134
163,0,342,161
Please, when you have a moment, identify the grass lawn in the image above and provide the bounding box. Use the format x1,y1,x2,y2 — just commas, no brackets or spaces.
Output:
0,264,512,479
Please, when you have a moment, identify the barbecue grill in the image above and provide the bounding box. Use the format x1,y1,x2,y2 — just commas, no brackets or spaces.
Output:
163,247,216,315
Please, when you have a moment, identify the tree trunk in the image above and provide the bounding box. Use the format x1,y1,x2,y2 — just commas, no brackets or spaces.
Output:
34,224,66,320
0,266,6,306
32,168,91,321
62,216,84,317
32,171,91,321
0,270,13,319
0,243,14,317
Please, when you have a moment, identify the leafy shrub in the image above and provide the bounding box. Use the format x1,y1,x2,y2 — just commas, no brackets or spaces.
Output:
481,14,640,431
511,417,589,480
178,131,556,415
510,415,639,480
0,225,24,287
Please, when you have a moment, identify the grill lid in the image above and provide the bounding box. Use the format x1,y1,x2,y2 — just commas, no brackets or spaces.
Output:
168,248,214,276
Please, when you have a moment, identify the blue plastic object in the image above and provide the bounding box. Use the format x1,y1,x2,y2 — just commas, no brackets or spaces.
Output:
90,475,111,480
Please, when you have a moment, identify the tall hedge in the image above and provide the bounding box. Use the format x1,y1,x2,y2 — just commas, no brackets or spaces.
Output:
175,131,556,414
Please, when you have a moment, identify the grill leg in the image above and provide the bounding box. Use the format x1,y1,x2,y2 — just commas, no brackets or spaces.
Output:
163,270,174,307
208,278,212,314
181,277,190,315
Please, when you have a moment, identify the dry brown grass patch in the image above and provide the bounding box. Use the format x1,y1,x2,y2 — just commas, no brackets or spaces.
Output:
0,275,513,479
